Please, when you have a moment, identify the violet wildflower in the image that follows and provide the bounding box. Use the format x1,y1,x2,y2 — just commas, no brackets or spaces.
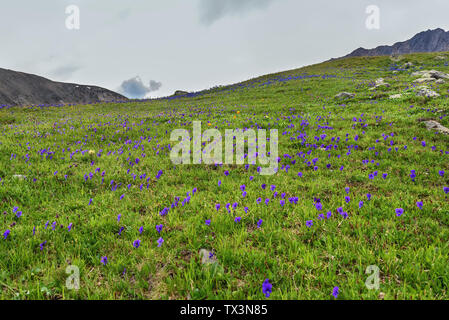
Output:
39,241,47,251
416,201,423,210
157,237,164,247
262,279,272,298
332,286,339,299
3,229,10,240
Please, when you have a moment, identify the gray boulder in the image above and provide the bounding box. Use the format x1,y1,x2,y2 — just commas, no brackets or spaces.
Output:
370,78,390,90
174,90,189,96
422,120,449,135
416,86,440,98
334,92,355,99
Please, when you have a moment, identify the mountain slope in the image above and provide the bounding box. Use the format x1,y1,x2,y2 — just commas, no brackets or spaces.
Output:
344,28,449,58
0,68,127,106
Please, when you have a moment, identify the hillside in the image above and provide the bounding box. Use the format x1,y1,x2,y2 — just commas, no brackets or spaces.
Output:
0,52,448,300
0,67,127,106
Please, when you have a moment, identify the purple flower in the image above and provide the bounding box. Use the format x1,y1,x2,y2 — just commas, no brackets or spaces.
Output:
157,237,164,247
367,193,371,201
117,214,122,222
257,219,263,228
439,170,445,177
88,198,93,205
3,229,10,239
234,217,241,223
359,201,364,208
215,203,220,211
315,202,323,211
416,201,423,209
395,208,404,217
306,220,313,227
444,187,449,194
332,286,339,299
100,256,108,265
156,224,163,234
39,241,47,251
68,223,73,231
139,226,144,234
205,219,211,226
133,239,141,249
345,196,351,203
262,279,272,298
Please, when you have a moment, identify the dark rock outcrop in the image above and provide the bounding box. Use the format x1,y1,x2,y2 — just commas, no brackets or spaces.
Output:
173,90,189,96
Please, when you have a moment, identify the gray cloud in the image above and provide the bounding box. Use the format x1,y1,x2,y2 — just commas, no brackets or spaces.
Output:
149,79,162,92
118,76,162,99
198,0,275,25
50,65,81,81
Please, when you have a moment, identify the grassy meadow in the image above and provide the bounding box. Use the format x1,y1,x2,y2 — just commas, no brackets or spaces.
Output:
0,52,448,299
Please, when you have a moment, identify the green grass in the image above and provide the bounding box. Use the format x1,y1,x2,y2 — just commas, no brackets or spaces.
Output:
0,52,448,300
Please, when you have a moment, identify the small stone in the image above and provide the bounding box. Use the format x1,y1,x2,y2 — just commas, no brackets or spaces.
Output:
416,86,439,98
422,120,449,135
334,92,355,99
199,249,218,265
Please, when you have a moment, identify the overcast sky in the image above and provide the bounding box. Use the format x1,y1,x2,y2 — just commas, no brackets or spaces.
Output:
1,0,448,98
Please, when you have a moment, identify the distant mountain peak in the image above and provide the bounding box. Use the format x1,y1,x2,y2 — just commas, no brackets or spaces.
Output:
0,68,127,106
344,28,449,58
